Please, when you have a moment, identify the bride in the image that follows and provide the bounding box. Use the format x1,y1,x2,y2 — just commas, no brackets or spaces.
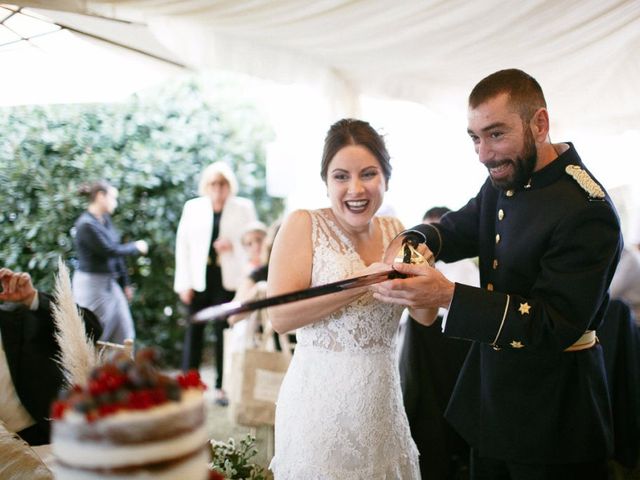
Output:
267,119,436,479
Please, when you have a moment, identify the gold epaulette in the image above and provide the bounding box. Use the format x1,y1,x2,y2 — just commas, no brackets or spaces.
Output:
565,165,605,200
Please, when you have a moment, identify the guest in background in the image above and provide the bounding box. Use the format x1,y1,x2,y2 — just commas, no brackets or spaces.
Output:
72,180,148,344
1,268,101,445
399,206,479,479
609,245,640,323
628,210,640,252
240,221,268,276
174,162,257,406
228,222,285,353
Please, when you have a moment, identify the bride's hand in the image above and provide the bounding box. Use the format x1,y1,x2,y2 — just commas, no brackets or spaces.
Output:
360,262,393,276
353,262,395,294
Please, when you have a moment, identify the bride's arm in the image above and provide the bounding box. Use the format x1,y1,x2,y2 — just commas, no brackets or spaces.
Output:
267,210,371,334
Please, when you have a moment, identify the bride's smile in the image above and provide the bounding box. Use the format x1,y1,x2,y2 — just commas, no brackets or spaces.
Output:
326,144,386,234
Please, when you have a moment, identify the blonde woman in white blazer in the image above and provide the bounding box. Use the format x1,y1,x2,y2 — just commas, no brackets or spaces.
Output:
174,162,257,405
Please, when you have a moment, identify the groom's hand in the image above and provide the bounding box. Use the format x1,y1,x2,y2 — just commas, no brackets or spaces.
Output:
371,262,454,310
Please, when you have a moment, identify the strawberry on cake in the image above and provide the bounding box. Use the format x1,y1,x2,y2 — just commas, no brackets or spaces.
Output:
51,348,209,480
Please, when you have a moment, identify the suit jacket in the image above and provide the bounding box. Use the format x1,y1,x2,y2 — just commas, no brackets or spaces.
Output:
174,195,257,293
597,299,640,468
0,293,102,445
414,143,622,463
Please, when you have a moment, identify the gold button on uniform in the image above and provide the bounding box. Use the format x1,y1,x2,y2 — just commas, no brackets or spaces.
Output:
487,283,494,291
493,259,499,269
506,190,514,197
498,209,504,220
495,234,500,244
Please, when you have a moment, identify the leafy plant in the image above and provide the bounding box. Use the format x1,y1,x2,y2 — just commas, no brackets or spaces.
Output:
0,75,284,366
209,435,267,480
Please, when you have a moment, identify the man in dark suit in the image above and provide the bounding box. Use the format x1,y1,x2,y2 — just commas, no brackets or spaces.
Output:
0,267,102,445
374,69,621,479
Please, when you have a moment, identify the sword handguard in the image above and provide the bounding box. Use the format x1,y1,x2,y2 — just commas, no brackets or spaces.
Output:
383,229,434,267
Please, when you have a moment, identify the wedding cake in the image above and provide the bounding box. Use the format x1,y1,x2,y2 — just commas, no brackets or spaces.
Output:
50,349,209,479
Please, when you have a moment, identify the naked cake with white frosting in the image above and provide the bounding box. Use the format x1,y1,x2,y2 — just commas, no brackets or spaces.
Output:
51,348,209,479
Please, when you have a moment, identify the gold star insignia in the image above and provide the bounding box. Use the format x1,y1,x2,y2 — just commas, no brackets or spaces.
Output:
510,340,524,349
518,302,531,315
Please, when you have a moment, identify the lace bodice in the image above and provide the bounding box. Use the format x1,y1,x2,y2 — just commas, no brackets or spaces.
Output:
294,209,405,353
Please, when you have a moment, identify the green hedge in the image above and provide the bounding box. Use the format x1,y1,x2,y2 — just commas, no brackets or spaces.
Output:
0,77,284,366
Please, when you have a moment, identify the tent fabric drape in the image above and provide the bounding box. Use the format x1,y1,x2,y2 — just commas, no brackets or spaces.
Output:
14,0,640,130
79,0,640,131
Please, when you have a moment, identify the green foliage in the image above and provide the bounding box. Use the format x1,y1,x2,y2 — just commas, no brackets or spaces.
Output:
209,435,267,480
0,76,284,366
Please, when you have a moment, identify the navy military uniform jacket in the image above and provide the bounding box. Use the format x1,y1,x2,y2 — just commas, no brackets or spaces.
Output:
414,143,621,463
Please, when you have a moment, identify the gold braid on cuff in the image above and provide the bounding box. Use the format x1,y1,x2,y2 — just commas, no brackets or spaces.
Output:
491,294,510,350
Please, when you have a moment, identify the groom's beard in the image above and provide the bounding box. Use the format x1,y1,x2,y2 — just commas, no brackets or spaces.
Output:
486,129,538,190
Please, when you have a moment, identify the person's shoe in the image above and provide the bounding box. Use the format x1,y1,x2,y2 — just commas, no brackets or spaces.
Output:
214,389,228,407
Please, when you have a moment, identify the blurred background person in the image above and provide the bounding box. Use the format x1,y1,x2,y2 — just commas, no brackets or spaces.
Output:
398,206,479,480
72,180,148,344
228,221,286,353
240,221,268,276
1,267,101,445
609,245,640,324
174,161,257,406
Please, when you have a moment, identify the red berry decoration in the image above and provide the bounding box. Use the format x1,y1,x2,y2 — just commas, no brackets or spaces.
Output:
51,400,68,420
55,349,194,420
177,370,207,390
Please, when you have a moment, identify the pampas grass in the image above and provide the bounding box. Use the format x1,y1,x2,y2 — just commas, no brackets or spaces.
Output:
52,257,96,388
0,421,53,480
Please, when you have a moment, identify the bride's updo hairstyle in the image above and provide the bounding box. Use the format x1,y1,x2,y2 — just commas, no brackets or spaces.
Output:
320,118,391,185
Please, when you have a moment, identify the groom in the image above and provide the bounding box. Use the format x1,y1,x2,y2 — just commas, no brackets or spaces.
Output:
374,69,621,479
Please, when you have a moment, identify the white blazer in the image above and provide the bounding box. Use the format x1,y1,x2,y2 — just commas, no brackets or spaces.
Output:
174,196,257,293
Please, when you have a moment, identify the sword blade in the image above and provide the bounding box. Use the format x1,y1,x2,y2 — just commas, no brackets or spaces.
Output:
191,269,400,323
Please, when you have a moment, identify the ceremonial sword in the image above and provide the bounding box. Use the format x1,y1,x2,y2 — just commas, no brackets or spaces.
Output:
190,229,429,324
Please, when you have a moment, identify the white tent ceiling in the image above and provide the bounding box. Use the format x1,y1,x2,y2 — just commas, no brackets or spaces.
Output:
13,0,640,134
0,3,184,105
6,0,640,235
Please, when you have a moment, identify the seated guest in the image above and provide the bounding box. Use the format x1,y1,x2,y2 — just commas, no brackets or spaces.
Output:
0,268,102,445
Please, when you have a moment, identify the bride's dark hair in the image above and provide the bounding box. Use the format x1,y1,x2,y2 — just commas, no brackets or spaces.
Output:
320,119,391,184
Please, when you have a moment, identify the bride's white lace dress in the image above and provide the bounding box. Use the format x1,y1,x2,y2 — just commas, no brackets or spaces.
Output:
270,209,421,479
